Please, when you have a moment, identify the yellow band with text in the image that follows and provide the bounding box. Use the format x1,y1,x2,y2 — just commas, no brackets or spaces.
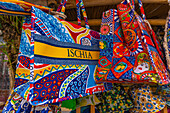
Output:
34,41,100,60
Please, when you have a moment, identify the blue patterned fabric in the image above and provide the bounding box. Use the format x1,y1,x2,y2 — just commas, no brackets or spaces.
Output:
0,0,51,16
11,6,110,107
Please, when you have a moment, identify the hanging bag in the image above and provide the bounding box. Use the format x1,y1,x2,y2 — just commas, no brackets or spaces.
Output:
117,0,170,85
12,0,112,106
163,10,170,70
95,0,170,85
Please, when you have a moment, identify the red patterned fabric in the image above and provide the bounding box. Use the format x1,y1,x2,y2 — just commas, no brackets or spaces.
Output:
117,0,169,85
95,0,170,85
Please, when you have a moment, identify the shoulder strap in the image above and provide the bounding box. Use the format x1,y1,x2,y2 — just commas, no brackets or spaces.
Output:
127,0,146,20
57,0,90,29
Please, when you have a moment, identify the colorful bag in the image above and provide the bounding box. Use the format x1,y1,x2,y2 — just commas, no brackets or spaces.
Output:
129,85,166,113
2,90,60,113
12,0,113,106
117,0,170,85
95,8,132,83
161,10,170,107
156,84,170,107
95,83,133,113
163,10,170,70
95,0,170,85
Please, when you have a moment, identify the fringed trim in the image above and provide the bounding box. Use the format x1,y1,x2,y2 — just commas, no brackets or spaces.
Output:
163,11,170,70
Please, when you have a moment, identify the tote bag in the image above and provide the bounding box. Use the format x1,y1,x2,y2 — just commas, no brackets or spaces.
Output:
95,0,170,85
117,0,170,85
11,0,112,106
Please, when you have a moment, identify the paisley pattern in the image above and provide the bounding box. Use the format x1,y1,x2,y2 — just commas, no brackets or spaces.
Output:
2,91,57,113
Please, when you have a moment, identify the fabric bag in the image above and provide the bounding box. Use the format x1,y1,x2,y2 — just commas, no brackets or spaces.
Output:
129,85,166,113
95,0,170,85
156,84,170,107
95,83,133,113
117,0,169,85
163,10,170,70
9,0,112,106
160,10,170,107
3,91,60,113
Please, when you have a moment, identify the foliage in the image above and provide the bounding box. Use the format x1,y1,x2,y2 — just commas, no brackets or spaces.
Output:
0,15,23,91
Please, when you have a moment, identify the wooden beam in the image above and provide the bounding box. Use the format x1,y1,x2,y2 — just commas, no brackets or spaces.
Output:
66,0,168,9
0,102,4,106
90,105,95,113
161,105,168,113
76,107,81,113
25,0,168,9
71,19,166,26
148,19,166,26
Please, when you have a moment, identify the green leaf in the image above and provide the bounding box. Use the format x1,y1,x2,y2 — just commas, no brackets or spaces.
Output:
0,48,8,55
3,60,8,62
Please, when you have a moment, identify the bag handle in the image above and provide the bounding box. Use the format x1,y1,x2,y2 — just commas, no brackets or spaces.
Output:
57,0,67,14
57,0,90,29
127,0,146,20
76,0,90,29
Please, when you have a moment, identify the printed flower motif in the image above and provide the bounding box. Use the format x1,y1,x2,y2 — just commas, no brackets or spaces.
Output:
100,25,110,35
140,96,146,103
99,41,106,49
146,103,154,110
129,85,166,113
96,84,133,113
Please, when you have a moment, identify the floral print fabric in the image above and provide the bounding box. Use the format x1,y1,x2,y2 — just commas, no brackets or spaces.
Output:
156,84,170,107
129,85,166,113
96,84,133,113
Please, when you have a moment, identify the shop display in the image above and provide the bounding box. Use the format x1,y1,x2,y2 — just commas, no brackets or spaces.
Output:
0,0,169,113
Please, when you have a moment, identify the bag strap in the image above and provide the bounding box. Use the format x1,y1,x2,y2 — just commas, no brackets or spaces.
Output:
57,0,67,14
57,0,90,29
76,0,90,29
127,0,146,20
138,0,146,20
76,0,81,27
